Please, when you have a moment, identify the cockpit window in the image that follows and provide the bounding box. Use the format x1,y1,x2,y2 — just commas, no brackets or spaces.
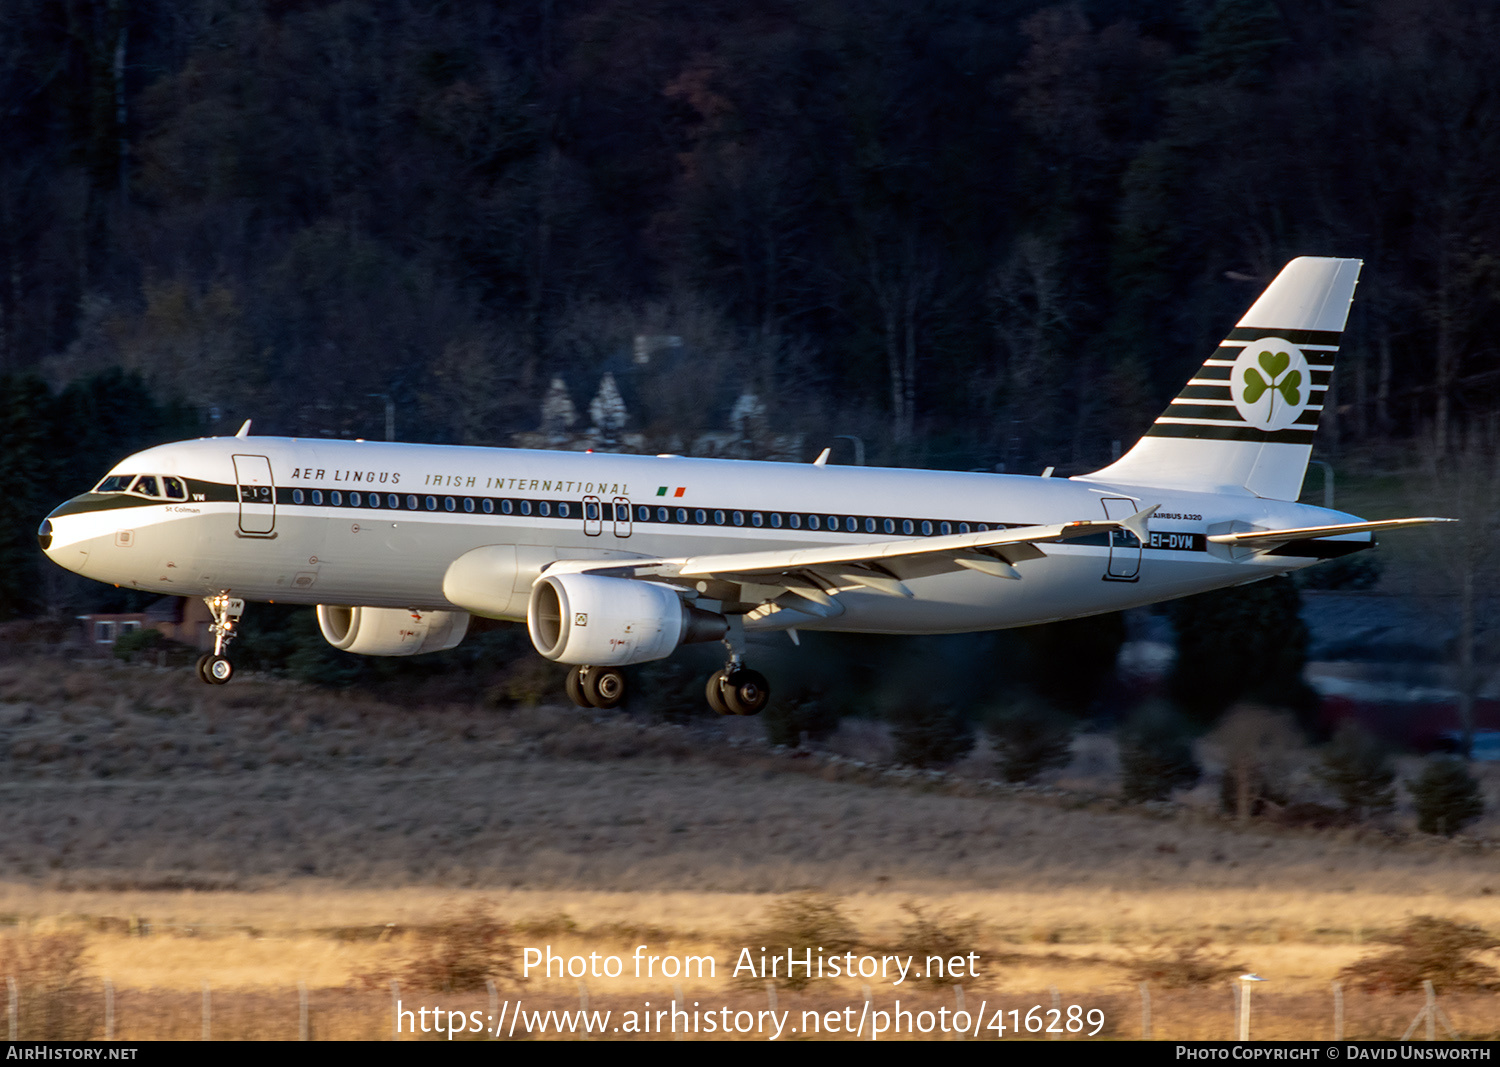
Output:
162,476,187,500
95,475,134,493
132,475,160,498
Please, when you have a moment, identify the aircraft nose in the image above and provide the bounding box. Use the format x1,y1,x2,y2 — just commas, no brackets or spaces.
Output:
37,518,52,553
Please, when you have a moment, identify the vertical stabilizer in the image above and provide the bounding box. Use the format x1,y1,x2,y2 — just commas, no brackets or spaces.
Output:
1077,257,1362,500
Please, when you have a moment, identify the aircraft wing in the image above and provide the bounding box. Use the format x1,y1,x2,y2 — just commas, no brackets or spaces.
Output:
1206,517,1455,547
551,507,1159,613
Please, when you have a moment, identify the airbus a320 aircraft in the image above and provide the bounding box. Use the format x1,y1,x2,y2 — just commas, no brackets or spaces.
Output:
39,258,1448,713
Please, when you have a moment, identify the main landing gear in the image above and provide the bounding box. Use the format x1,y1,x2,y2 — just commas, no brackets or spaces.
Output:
565,665,626,710
196,593,244,686
705,616,769,716
560,620,772,716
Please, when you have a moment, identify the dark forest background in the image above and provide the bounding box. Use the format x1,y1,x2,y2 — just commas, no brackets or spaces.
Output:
4,0,1499,469
3,0,1499,766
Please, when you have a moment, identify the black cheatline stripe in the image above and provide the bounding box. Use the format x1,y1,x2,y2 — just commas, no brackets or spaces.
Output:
1225,327,1343,346
1162,405,1248,422
1146,423,1316,445
1211,346,1244,358
1194,365,1233,380
1303,354,1337,370
1294,409,1321,426
1309,369,1333,385
1175,384,1233,400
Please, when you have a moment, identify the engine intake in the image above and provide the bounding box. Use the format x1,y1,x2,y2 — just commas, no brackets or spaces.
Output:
527,572,727,665
316,605,470,656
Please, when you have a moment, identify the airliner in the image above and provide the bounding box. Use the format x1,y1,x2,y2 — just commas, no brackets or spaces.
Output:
38,258,1447,713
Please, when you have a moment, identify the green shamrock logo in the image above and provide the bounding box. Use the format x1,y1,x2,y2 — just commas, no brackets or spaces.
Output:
1242,350,1302,421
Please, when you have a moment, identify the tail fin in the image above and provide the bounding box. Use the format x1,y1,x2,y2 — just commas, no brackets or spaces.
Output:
1078,256,1362,500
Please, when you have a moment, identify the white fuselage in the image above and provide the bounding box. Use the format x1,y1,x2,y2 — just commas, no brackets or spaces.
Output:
41,436,1361,634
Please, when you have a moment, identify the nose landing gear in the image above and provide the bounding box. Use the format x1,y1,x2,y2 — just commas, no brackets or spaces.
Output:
196,593,245,685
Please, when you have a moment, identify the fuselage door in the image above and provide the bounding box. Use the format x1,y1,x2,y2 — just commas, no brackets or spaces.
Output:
1101,496,1141,581
612,496,632,538
583,495,603,537
232,454,276,536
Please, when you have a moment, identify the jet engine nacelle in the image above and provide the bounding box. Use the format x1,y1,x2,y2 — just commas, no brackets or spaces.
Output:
316,605,470,656
527,572,727,665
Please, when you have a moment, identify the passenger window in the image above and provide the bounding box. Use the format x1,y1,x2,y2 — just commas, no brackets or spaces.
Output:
538,501,550,517
770,513,782,528
586,502,599,520
658,507,669,522
464,497,475,512
637,506,649,521
445,497,457,512
312,490,324,505
483,499,494,514
884,519,895,534
865,517,876,533
351,492,363,507
752,512,764,527
921,521,933,535
903,520,914,535
676,508,688,523
958,522,970,534
712,510,723,524
695,509,707,524
828,515,839,530
292,489,304,505
807,515,820,530
519,500,531,515
789,514,801,529
733,511,745,526
557,502,569,517
846,517,858,532
940,522,951,535
332,491,343,506
425,496,438,510
976,523,989,532
501,499,514,514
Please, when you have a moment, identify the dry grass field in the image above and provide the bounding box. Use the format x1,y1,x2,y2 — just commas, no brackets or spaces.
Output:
2,653,1500,1040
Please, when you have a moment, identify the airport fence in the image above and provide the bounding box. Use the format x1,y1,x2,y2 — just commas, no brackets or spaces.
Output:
4,978,1500,1040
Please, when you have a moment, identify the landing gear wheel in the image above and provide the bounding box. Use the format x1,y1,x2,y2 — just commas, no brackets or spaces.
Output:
204,655,233,685
195,654,214,685
705,670,732,715
584,667,625,710
722,668,769,716
565,666,592,708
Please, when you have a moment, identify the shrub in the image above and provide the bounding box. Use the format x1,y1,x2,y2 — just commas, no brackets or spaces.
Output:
1408,757,1485,837
1118,704,1200,802
1206,705,1302,822
365,903,515,992
0,934,92,1039
889,902,984,989
1339,916,1500,992
762,694,841,747
1125,937,1243,988
985,698,1074,783
889,700,974,768
111,627,164,661
740,893,859,990
1314,721,1396,820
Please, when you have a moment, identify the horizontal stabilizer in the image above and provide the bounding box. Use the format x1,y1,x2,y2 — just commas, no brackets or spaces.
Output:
1207,516,1455,546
